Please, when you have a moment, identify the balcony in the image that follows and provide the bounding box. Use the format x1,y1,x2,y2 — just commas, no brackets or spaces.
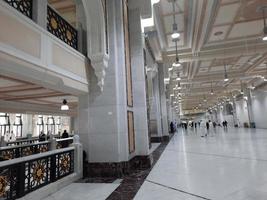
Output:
3,0,79,51
0,0,89,94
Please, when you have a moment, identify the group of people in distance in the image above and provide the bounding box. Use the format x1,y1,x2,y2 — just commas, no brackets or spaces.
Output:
39,130,70,147
170,119,229,137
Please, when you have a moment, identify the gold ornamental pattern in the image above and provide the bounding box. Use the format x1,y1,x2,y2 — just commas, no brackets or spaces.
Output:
32,164,45,183
0,176,7,197
59,154,70,173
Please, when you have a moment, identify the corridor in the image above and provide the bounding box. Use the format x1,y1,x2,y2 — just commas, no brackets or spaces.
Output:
134,128,267,200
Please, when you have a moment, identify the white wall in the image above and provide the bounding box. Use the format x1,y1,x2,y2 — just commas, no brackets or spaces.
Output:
251,90,267,129
235,99,249,127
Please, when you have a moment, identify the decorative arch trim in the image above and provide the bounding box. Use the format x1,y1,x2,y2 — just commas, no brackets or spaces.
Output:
81,0,109,91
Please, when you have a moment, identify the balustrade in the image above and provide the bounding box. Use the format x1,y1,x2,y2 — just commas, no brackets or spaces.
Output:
47,5,78,50
0,137,74,161
2,0,79,50
0,147,74,199
3,0,32,18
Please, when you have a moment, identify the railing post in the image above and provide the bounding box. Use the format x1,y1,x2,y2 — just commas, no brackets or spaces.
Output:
16,163,26,198
50,155,56,182
70,135,83,178
49,135,57,151
32,0,47,29
0,136,6,147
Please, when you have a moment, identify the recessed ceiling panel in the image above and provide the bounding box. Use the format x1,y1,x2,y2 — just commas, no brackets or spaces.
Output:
160,0,183,15
214,3,239,25
198,67,209,73
7,89,53,96
221,0,239,4
39,96,78,102
210,65,224,72
0,78,21,87
234,56,252,68
228,20,262,39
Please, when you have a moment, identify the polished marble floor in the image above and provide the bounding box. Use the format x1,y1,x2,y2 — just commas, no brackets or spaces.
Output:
134,128,267,200
42,183,120,200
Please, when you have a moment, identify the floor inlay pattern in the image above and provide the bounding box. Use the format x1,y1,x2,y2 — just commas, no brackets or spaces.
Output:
106,136,172,200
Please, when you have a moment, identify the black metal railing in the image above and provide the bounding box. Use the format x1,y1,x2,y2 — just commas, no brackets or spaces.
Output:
3,0,33,18
0,147,74,199
56,137,73,149
0,142,49,161
0,137,74,161
47,5,78,50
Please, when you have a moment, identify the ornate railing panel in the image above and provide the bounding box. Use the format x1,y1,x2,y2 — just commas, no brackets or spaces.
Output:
0,148,74,199
1,137,74,161
0,142,49,161
47,5,78,50
3,0,32,18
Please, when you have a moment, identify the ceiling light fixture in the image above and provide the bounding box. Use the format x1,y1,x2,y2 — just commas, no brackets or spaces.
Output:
210,82,214,95
177,82,181,90
171,24,180,39
151,0,160,4
260,6,267,41
240,80,244,95
172,40,182,67
176,72,181,81
171,0,180,39
224,64,229,82
61,99,69,111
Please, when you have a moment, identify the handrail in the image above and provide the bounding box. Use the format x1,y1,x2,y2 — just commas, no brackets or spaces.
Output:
6,136,73,146
56,137,73,142
0,146,75,168
0,137,74,161
0,141,49,151
6,137,39,146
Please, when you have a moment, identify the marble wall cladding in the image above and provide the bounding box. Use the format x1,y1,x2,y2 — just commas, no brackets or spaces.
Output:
106,136,172,200
77,0,130,163
129,7,150,157
86,155,152,178
153,74,163,137
158,64,169,135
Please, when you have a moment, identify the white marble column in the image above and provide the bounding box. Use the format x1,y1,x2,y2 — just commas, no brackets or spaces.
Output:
152,73,163,137
158,64,169,136
77,94,90,155
232,98,238,126
246,89,255,127
128,7,149,155
78,0,129,163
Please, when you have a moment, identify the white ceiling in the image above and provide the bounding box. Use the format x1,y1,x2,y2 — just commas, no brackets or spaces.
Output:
0,75,78,115
148,0,267,115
